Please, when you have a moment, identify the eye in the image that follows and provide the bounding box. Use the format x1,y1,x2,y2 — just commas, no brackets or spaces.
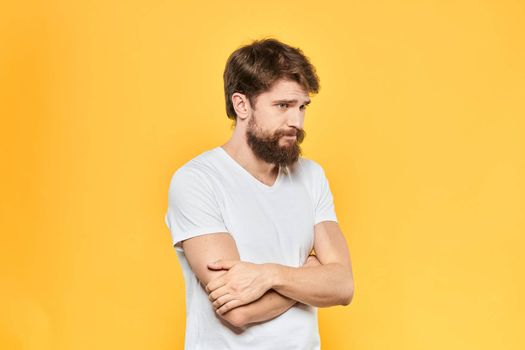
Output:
300,104,308,110
278,103,289,110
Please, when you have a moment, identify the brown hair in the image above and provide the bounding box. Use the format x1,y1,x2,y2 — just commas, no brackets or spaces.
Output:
223,38,320,121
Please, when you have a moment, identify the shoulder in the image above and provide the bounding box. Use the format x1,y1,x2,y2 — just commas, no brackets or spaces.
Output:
292,156,326,180
171,147,222,178
168,148,221,189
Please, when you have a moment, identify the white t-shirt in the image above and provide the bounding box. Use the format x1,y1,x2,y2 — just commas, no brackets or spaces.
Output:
164,146,338,350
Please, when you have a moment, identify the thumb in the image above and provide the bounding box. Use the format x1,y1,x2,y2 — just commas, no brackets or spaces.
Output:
207,259,237,270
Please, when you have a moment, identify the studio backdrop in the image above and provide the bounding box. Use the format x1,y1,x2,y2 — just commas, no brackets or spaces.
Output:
1,1,524,349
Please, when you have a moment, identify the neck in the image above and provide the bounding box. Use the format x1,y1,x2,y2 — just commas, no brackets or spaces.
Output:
221,131,278,180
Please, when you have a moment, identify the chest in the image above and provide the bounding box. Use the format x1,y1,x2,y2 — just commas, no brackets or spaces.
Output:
216,177,315,266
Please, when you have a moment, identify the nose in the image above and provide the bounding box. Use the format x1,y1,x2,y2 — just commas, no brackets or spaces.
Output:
287,107,304,129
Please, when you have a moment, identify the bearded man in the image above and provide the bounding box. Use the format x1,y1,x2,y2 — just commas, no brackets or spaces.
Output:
164,38,354,350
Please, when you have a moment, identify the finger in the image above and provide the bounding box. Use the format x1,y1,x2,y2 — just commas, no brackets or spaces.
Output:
208,285,230,302
207,259,238,270
216,299,244,315
206,277,226,294
212,293,236,309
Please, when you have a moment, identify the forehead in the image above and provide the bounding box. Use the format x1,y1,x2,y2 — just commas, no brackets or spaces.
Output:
259,78,309,101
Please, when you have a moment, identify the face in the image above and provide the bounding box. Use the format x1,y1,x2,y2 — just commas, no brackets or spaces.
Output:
245,79,310,167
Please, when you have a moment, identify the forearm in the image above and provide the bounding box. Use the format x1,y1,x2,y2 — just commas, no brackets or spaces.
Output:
214,255,322,328
267,262,354,307
220,289,296,328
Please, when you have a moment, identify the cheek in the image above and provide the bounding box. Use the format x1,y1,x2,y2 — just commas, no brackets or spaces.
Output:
257,110,281,129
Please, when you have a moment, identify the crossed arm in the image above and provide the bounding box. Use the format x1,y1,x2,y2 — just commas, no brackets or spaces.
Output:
181,221,354,328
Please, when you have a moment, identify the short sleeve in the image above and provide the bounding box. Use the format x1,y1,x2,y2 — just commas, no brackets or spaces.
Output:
164,167,228,251
313,164,338,225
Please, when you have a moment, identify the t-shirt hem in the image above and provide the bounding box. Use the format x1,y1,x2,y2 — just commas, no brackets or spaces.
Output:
314,216,338,225
172,226,230,251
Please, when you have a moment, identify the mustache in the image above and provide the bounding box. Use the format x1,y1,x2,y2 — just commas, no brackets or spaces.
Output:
276,128,306,143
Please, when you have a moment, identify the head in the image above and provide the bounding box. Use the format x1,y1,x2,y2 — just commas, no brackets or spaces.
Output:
223,38,320,166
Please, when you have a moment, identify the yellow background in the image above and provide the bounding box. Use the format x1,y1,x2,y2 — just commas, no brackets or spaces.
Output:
1,0,524,349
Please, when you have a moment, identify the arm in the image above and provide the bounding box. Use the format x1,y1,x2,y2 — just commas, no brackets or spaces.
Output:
231,255,322,325
181,232,314,328
208,221,354,309
269,221,354,307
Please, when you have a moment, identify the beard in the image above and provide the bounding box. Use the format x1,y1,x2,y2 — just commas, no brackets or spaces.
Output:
246,115,306,167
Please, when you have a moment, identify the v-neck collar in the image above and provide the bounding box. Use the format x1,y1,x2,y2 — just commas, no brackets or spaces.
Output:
216,146,283,191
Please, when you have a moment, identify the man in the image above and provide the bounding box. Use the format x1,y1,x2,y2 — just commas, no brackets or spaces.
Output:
164,38,354,349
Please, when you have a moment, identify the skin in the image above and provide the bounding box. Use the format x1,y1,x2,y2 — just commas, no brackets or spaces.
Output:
207,221,353,312
182,233,321,328
181,78,354,328
222,78,310,184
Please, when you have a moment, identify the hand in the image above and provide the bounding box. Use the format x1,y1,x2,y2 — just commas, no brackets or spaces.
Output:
206,260,273,315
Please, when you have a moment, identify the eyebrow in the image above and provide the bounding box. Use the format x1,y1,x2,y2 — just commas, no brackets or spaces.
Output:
272,99,311,105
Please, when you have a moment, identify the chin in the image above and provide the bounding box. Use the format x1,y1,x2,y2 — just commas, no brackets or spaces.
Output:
280,139,295,146
279,144,295,150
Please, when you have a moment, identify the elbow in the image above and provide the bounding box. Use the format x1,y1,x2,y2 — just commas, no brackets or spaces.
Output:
340,289,354,306
340,280,355,306
218,308,248,329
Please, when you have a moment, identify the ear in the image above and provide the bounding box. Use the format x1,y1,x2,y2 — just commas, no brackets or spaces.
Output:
231,92,251,120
